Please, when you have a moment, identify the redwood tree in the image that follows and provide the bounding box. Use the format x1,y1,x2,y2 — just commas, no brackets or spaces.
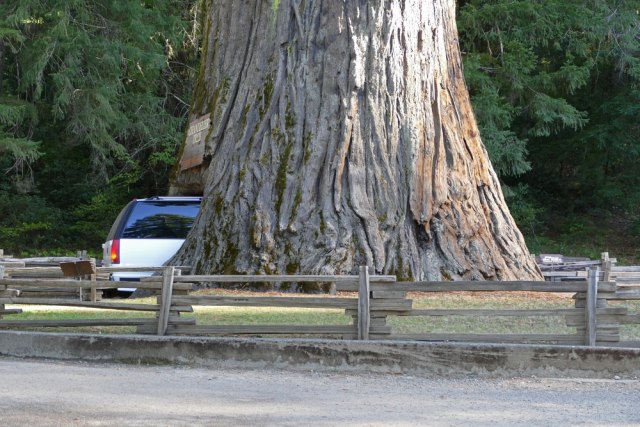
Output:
171,0,541,281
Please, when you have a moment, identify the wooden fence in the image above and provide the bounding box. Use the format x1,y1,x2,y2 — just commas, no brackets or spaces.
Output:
135,266,399,338
0,259,639,347
0,263,193,330
538,252,618,281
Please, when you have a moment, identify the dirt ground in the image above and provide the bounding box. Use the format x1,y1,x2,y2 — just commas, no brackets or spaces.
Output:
0,357,638,426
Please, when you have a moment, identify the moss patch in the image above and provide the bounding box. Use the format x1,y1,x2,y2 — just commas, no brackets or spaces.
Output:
319,210,326,234
258,75,274,118
303,132,312,163
285,262,299,274
275,141,293,216
214,193,224,215
222,241,240,275
290,188,302,220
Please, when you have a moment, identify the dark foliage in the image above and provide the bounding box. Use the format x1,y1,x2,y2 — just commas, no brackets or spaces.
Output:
0,0,200,254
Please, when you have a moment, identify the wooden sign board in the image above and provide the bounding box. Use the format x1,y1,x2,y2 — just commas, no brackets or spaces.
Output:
538,254,565,264
179,114,211,171
60,260,96,277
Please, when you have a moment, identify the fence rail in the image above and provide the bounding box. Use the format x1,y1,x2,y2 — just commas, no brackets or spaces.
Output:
0,255,639,347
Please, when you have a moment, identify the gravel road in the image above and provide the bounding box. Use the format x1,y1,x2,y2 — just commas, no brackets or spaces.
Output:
0,357,638,426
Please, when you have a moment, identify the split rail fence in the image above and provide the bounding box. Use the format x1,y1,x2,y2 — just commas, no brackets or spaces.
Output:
1,258,639,347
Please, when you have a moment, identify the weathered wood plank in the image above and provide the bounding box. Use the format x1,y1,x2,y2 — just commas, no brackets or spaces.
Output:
0,278,108,289
0,261,24,268
168,305,194,313
358,266,370,340
585,268,598,346
0,318,155,327
0,316,196,328
573,283,616,296
139,274,392,288
4,256,84,266
9,290,79,297
611,266,640,272
596,335,622,343
602,259,612,282
575,271,639,281
542,271,579,277
369,325,392,334
336,280,393,292
97,266,192,273
173,295,357,308
407,308,583,317
0,297,186,312
615,280,640,287
618,314,640,324
607,272,640,278
574,299,608,308
592,307,626,314
0,308,22,315
0,289,20,297
566,315,628,327
156,277,389,291
383,281,615,293
345,309,412,317
369,317,388,326
608,292,640,300
0,278,192,290
172,295,410,311
576,325,620,335
370,291,406,299
572,292,615,300
4,267,64,275
157,266,175,336
5,267,64,279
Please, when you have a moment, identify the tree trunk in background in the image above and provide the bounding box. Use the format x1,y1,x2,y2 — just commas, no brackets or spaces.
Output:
171,0,542,281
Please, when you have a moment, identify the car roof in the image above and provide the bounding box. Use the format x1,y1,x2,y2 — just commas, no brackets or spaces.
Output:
135,196,202,202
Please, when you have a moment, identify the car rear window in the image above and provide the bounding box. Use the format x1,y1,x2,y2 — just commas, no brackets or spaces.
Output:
121,201,200,239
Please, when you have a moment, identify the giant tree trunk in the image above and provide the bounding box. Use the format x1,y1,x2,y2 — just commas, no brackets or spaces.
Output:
171,0,542,281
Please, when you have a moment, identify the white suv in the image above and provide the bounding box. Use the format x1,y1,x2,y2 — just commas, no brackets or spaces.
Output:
102,196,201,289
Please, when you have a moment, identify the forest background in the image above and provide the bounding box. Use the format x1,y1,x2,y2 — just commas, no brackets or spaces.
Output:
1,0,639,262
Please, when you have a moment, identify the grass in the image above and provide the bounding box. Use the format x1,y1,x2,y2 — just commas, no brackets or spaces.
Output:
389,292,578,335
184,307,351,325
3,290,639,342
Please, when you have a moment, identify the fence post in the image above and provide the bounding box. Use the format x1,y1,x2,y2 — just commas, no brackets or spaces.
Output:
358,265,370,340
157,266,175,336
89,258,97,302
76,260,84,301
600,252,612,283
585,267,599,346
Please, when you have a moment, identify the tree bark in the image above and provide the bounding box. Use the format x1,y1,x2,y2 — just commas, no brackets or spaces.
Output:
171,0,542,282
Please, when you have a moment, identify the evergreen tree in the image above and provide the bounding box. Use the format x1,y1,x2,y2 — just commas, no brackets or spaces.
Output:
0,0,200,253
0,9,41,185
459,0,640,233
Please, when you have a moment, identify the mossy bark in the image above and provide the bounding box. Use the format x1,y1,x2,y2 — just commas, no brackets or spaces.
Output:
171,0,542,281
